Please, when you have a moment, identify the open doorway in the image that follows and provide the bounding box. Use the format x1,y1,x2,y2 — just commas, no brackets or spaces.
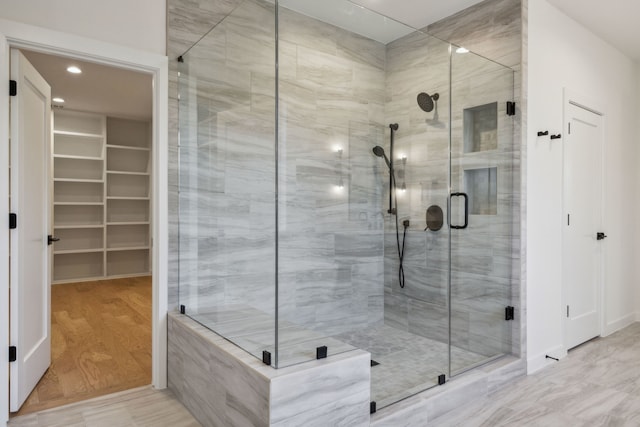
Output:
11,50,153,416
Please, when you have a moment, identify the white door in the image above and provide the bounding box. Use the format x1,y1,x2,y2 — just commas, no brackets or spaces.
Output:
9,49,52,412
563,101,604,350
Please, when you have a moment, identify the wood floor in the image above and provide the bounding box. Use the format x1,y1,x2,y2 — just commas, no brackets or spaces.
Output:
12,276,152,417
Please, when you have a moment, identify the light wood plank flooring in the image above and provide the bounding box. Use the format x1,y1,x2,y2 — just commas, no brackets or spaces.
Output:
8,386,200,427
12,276,152,417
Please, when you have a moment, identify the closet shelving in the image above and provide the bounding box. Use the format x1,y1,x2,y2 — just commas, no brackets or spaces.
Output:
52,111,151,283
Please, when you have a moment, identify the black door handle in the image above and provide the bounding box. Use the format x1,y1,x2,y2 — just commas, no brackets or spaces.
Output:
596,232,607,240
47,235,60,245
450,192,469,229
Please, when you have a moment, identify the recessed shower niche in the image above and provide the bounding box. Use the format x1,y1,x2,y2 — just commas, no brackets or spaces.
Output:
464,167,497,215
463,102,498,153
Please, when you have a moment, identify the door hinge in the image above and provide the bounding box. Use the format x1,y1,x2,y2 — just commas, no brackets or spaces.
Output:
9,213,17,229
566,305,570,318
506,101,516,116
9,80,17,96
568,122,571,134
9,346,16,362
505,306,515,321
567,214,570,226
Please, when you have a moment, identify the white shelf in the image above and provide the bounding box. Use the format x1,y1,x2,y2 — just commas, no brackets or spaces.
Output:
54,132,104,159
106,170,150,176
54,251,104,282
54,248,104,255
107,117,150,148
53,154,103,161
54,157,103,180
106,249,150,277
107,173,149,198
106,223,149,249
54,111,105,135
54,130,104,138
54,202,104,206
54,181,103,204
55,225,105,230
54,227,104,252
54,178,104,183
106,144,150,152
106,246,150,252
106,147,149,174
54,204,104,227
53,111,151,282
53,129,104,138
107,199,149,223
106,196,150,200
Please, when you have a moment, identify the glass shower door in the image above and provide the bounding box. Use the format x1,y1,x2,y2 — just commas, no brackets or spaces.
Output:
449,48,515,375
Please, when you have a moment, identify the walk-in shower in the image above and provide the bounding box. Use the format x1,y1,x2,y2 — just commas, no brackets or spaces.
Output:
177,0,517,412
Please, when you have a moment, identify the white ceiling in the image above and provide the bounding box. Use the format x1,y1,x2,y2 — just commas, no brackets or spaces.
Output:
546,0,640,62
22,50,152,120
349,0,486,30
280,0,414,44
350,0,640,63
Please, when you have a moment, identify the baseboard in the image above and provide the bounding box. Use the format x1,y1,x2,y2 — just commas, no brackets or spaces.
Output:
603,313,636,336
526,345,566,375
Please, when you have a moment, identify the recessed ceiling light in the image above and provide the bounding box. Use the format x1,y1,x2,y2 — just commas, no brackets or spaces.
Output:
52,97,65,103
66,65,82,74
456,47,469,54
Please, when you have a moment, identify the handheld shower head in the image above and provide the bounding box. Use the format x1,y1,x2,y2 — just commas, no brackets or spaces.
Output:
372,146,391,169
417,92,440,113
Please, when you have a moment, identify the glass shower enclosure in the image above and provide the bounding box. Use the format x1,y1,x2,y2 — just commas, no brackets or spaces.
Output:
178,0,517,410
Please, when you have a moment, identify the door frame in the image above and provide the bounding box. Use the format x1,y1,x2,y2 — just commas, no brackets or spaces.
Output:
0,18,169,424
561,88,606,353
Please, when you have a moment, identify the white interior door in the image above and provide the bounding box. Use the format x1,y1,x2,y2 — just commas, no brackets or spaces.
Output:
563,101,603,350
9,49,52,412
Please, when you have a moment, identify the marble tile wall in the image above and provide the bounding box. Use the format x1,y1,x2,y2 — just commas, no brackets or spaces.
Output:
382,0,522,362
177,0,278,325
276,7,387,341
167,0,245,308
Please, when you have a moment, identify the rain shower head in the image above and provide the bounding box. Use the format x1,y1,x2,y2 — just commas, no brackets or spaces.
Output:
372,146,391,169
417,92,440,113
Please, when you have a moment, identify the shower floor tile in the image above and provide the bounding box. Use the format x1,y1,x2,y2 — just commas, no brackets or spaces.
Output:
190,306,491,409
333,324,489,408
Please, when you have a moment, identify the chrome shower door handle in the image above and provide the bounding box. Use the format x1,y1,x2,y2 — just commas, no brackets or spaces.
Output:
450,192,468,230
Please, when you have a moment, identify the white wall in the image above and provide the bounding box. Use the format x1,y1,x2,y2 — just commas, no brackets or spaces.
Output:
527,0,638,373
0,0,166,55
